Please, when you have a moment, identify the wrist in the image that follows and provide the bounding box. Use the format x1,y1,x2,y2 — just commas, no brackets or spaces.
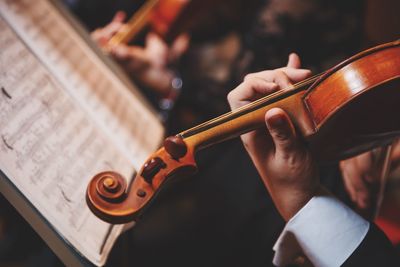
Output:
272,183,324,221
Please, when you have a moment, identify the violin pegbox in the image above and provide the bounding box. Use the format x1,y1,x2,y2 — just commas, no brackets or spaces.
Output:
86,135,197,224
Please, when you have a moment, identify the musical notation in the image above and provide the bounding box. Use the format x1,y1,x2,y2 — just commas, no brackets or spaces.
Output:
0,4,140,265
1,0,164,170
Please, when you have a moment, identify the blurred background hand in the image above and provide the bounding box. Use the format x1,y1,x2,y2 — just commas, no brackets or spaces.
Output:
91,11,190,96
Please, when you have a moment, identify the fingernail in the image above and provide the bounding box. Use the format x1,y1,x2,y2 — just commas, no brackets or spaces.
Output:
268,114,285,128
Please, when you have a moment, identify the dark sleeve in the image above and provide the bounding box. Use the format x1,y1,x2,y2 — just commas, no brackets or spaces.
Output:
342,224,400,266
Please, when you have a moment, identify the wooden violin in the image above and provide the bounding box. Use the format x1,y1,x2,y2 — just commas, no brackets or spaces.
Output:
87,40,400,224
105,0,187,48
106,0,212,47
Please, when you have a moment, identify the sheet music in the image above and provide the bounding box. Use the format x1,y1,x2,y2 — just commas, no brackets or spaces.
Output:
0,14,132,266
0,0,164,171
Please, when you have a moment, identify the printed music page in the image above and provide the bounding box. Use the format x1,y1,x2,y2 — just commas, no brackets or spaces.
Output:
1,0,164,170
0,0,164,266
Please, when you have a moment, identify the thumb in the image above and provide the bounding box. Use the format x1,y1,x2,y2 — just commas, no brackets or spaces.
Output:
265,108,298,156
287,53,301,69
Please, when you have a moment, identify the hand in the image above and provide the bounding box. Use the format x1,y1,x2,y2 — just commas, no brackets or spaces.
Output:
110,32,189,95
91,11,127,47
227,54,318,221
91,11,190,96
340,146,391,219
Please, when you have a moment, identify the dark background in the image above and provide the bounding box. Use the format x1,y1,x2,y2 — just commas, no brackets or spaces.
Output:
0,0,399,266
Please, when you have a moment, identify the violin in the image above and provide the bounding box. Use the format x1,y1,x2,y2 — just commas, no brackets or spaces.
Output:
87,40,400,224
106,0,193,48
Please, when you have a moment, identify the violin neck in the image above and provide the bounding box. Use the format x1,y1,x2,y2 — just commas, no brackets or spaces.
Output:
180,84,316,152
107,0,159,47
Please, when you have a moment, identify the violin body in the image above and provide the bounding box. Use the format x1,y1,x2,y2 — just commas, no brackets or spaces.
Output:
149,0,190,41
87,40,400,224
304,41,400,159
106,0,190,47
107,0,214,46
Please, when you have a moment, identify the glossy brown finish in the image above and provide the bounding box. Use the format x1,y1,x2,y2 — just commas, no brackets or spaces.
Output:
107,0,207,46
141,157,166,184
87,40,400,224
304,41,400,160
182,90,315,151
305,42,400,126
87,146,197,224
164,135,188,159
149,0,190,41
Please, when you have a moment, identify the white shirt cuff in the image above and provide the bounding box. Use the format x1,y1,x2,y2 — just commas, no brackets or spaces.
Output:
272,191,370,267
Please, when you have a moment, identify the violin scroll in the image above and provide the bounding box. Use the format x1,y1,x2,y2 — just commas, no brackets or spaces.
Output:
86,135,197,224
91,171,127,203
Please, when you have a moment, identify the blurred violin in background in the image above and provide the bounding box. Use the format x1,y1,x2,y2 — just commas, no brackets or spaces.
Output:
107,0,194,48
106,0,214,48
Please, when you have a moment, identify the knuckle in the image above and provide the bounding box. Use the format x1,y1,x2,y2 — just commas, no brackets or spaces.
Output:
273,69,286,78
247,78,261,88
244,73,255,81
227,90,236,103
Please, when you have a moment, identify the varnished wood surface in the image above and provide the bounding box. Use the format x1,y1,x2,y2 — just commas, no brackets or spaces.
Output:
305,41,400,126
87,144,197,223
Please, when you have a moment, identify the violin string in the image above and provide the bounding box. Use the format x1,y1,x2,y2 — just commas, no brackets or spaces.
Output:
179,75,320,137
233,72,322,113
180,73,322,136
180,72,323,137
